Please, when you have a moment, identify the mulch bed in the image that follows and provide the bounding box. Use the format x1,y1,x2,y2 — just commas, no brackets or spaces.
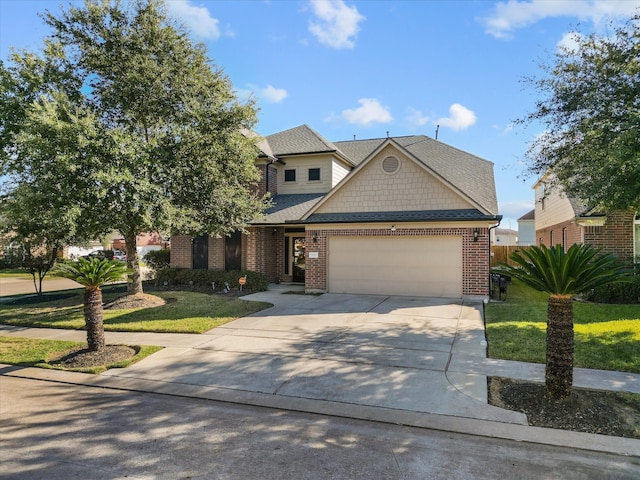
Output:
489,377,640,439
51,345,139,368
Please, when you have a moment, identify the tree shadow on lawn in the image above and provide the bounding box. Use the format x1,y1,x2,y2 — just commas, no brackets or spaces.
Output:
0,290,270,333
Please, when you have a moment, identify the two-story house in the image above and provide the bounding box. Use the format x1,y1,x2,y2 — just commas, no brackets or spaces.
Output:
533,174,639,263
171,125,502,299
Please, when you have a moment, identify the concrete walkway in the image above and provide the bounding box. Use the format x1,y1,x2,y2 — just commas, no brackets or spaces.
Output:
1,284,639,457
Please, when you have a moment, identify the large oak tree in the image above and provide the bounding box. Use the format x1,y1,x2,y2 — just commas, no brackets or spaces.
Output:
521,14,640,211
0,0,266,294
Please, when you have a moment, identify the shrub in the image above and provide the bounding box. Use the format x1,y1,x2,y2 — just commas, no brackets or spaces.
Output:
585,274,640,304
156,267,269,292
143,249,170,272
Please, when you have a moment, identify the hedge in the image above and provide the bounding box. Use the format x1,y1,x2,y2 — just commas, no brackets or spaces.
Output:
585,274,640,304
156,267,269,292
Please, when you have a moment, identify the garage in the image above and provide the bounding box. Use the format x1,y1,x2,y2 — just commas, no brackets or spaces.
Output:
327,236,462,298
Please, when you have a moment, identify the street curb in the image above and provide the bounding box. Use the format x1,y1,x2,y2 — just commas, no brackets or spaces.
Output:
3,364,639,458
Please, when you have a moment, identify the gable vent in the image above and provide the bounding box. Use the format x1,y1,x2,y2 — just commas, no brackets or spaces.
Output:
382,155,400,174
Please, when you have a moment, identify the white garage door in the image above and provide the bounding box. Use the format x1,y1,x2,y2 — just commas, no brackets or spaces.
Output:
328,236,462,298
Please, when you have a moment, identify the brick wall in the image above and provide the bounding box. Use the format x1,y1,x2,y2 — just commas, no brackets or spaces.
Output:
254,163,278,197
170,235,192,268
536,211,635,262
304,227,490,296
243,226,283,281
584,211,635,262
536,219,582,250
208,236,225,269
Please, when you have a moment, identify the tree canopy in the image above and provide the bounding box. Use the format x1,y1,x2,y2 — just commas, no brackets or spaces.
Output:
0,0,267,294
521,14,640,212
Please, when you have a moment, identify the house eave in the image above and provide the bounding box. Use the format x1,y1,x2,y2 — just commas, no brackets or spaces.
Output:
302,210,502,224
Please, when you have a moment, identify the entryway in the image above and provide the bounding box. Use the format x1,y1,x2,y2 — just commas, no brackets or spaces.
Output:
284,233,305,283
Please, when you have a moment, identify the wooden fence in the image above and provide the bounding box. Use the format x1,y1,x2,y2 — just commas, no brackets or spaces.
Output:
491,245,532,267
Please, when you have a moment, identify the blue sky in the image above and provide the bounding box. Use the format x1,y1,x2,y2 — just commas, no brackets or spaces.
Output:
1,0,639,229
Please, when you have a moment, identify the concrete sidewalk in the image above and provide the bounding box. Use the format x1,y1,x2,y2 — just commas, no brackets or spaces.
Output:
1,285,639,457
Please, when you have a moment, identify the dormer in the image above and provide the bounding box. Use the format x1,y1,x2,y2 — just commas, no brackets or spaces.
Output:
261,125,354,194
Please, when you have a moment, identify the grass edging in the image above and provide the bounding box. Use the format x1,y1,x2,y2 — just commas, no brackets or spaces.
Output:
0,336,162,374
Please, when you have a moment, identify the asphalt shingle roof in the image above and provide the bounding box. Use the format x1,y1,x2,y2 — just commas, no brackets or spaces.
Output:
304,209,499,224
253,194,325,224
257,126,500,222
265,125,348,160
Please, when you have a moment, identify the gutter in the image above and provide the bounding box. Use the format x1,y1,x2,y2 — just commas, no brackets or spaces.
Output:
488,216,503,299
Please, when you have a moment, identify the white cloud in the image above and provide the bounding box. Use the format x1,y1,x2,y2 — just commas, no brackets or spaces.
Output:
308,0,365,49
556,31,584,52
260,85,288,103
492,123,514,135
237,84,288,104
406,108,430,127
436,104,477,131
480,0,640,39
166,0,221,39
342,98,392,126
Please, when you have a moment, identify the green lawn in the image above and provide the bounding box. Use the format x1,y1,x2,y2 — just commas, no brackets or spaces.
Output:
0,269,34,278
485,279,640,373
0,288,272,373
0,336,162,374
0,290,272,333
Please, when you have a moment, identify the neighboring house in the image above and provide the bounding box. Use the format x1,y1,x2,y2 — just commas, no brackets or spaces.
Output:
112,232,168,258
533,176,639,263
517,209,536,246
492,228,518,246
171,125,501,298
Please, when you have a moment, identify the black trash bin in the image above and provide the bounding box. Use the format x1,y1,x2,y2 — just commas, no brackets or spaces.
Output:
491,273,510,301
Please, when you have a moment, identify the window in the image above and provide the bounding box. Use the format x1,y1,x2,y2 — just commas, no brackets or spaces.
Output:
284,169,296,182
550,230,555,246
308,168,321,181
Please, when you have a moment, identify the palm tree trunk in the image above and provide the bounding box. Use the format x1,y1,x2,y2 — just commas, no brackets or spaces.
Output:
545,294,574,400
125,232,143,295
84,287,105,351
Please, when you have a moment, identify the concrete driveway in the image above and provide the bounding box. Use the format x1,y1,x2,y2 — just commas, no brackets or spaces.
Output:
103,286,526,424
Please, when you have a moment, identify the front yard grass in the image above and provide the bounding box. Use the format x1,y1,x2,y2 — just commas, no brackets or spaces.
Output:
484,279,640,374
0,336,162,374
0,290,272,333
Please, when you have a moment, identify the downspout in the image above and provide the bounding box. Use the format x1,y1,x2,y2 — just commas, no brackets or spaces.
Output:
488,216,502,299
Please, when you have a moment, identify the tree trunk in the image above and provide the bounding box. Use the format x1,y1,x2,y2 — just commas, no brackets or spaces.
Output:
125,232,143,295
84,287,105,351
545,294,574,400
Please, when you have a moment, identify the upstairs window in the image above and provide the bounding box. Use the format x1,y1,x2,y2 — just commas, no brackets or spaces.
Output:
308,168,321,181
284,169,296,182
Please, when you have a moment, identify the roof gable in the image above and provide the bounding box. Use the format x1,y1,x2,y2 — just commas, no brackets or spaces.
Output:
334,135,497,214
305,141,487,219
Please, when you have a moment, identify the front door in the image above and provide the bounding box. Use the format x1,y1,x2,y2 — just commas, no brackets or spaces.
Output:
292,237,305,283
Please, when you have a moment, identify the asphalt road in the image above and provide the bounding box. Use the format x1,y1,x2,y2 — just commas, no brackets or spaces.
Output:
1,376,638,480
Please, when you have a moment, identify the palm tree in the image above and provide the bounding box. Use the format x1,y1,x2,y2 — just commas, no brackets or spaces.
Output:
55,257,128,351
499,244,626,400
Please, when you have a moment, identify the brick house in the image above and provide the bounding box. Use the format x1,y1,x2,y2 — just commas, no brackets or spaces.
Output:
533,175,639,263
171,125,502,298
